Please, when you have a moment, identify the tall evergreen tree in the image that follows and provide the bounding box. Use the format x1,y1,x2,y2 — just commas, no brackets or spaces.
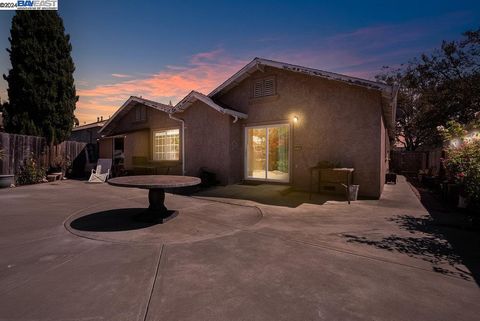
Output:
3,11,78,145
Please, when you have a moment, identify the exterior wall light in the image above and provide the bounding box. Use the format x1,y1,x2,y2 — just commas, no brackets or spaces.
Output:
293,116,299,123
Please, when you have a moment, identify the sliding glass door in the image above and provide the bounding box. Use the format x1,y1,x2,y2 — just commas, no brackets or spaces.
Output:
245,124,290,182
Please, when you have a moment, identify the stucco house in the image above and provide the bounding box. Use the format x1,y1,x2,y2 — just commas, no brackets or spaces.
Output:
98,58,398,198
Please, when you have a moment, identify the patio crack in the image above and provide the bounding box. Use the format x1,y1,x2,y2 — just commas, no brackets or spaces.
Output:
140,244,164,321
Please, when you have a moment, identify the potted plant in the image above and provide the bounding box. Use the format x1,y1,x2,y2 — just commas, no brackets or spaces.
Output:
50,155,71,179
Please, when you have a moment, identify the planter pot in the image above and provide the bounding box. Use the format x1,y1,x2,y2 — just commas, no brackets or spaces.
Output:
0,175,14,188
348,185,360,201
51,172,64,180
458,195,469,209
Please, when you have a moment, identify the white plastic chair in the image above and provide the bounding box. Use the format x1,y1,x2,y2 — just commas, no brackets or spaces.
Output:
88,158,112,183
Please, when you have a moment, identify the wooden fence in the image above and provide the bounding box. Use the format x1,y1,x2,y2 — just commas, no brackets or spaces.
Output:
391,149,444,176
0,132,87,175
390,151,427,176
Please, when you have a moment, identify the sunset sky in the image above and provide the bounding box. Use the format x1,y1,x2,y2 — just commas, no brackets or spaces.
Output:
0,0,479,124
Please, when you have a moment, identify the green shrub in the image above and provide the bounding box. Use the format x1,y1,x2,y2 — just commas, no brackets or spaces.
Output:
440,118,480,207
444,140,480,205
16,154,46,185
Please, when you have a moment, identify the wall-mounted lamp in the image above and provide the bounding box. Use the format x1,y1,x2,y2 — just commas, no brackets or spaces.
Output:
293,116,299,123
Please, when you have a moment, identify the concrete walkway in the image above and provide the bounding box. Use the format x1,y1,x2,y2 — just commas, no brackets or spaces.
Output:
0,177,479,320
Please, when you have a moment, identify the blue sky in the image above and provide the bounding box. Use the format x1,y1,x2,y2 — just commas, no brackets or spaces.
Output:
0,0,479,123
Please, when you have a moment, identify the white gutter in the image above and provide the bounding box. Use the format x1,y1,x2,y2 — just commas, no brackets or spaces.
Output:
169,113,186,176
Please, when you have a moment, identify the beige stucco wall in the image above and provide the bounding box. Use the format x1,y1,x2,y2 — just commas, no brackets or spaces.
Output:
98,138,112,159
123,130,149,169
229,121,244,184
178,101,232,185
216,67,385,198
379,116,388,195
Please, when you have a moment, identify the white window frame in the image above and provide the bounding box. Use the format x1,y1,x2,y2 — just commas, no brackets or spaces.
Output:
152,128,180,161
244,122,291,183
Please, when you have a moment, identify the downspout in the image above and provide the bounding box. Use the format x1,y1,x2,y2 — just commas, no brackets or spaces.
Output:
221,109,239,123
169,113,185,176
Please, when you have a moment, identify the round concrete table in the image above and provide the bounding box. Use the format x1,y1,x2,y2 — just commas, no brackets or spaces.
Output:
108,175,201,223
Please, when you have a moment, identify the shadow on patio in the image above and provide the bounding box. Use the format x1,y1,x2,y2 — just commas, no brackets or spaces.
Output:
344,182,480,285
70,208,160,232
193,183,349,208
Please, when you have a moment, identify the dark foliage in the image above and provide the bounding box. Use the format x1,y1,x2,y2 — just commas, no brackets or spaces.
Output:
377,28,480,151
3,11,78,145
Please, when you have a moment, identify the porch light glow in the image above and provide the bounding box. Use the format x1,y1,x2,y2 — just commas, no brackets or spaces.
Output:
293,116,299,123
464,130,479,143
449,138,461,148
449,130,480,148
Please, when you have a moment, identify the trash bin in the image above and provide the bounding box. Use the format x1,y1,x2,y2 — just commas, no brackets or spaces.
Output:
348,185,359,201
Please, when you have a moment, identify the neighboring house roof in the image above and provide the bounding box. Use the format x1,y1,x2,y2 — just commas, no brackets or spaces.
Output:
99,96,173,134
72,120,106,131
173,91,247,120
208,57,399,135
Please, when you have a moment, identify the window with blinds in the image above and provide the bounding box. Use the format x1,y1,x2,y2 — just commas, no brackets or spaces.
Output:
253,76,276,98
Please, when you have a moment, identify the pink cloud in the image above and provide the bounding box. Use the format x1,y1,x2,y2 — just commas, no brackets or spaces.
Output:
76,50,248,124
111,73,131,78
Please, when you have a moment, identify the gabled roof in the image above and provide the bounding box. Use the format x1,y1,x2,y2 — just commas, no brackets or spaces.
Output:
99,96,173,134
173,91,247,119
208,57,398,133
209,57,394,97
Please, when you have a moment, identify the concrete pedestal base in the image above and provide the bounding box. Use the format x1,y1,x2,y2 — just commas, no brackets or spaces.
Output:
133,188,177,223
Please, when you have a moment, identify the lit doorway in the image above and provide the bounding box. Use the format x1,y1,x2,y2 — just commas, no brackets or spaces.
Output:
245,124,290,182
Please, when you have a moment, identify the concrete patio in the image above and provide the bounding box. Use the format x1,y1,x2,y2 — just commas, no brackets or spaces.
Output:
0,176,479,320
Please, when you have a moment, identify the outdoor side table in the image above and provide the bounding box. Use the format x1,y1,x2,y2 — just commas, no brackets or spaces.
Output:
108,175,201,223
309,167,355,204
